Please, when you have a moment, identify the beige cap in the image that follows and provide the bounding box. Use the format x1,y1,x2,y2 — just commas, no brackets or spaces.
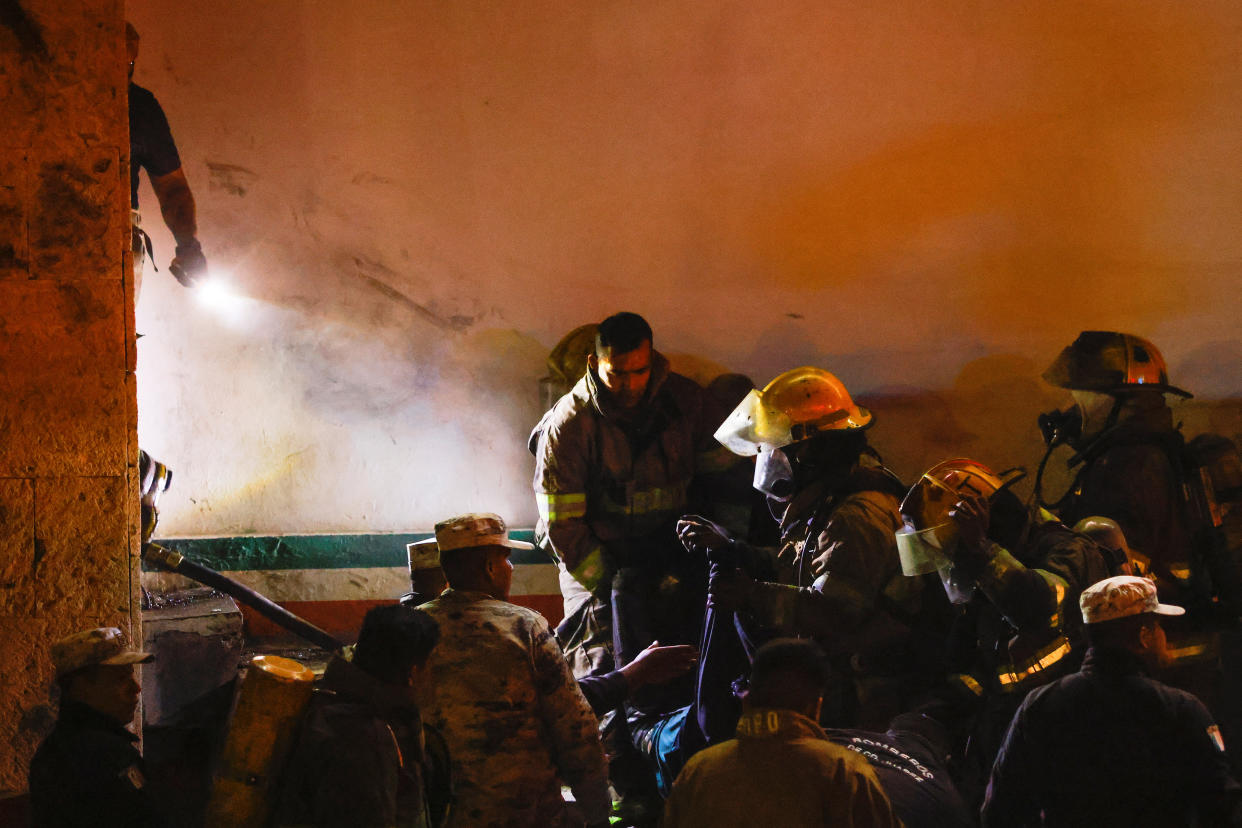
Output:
431,513,534,556
51,627,153,678
1080,575,1185,624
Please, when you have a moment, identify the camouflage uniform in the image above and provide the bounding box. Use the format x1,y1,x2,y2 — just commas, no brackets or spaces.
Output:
532,350,722,677
419,589,610,827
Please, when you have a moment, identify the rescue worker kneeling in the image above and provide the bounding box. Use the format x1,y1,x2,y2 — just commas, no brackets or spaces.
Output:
275,605,447,828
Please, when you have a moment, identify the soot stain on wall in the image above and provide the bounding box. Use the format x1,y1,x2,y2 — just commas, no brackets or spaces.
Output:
206,161,258,197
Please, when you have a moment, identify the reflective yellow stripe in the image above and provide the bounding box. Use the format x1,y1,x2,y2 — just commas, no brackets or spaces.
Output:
600,483,688,517
570,545,607,593
953,673,984,697
1047,577,1068,628
536,491,587,524
996,636,1072,691
1166,643,1210,661
1166,632,1219,664
1169,564,1193,581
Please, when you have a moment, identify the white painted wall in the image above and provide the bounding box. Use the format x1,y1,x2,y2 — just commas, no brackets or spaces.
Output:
129,0,1242,535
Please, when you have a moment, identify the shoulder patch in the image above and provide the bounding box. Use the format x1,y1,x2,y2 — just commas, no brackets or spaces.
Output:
122,764,145,789
1208,724,1226,752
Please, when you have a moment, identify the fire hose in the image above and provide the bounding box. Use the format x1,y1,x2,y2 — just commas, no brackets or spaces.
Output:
142,541,344,654
138,450,344,652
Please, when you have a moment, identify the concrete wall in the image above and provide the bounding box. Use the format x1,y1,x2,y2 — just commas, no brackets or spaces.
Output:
127,0,1242,535
0,0,135,794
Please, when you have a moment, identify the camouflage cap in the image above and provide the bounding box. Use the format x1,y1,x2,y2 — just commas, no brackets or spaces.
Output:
432,513,534,556
51,627,153,678
1080,575,1185,624
407,538,441,571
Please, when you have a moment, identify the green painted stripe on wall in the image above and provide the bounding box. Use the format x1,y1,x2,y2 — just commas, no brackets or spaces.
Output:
143,530,553,573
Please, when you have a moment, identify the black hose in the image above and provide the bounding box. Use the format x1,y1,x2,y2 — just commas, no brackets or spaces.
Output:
144,543,344,654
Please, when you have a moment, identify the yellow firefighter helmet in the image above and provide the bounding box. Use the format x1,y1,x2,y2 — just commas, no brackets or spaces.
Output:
714,366,871,457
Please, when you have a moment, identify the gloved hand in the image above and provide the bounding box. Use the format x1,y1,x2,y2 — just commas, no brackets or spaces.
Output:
708,568,756,613
169,239,207,287
948,492,991,562
677,514,735,565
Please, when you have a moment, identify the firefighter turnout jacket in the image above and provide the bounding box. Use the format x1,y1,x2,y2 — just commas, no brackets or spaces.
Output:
533,351,718,596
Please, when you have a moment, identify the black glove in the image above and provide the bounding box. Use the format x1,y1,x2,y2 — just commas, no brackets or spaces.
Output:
170,239,207,287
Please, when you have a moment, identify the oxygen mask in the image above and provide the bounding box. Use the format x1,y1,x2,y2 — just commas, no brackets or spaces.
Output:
753,445,795,501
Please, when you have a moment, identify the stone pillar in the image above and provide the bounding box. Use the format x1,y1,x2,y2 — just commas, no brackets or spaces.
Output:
0,0,136,793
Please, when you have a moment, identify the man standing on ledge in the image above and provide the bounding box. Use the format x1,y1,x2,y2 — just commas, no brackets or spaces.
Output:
127,21,207,293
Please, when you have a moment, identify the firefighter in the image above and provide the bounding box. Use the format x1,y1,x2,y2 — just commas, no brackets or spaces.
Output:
531,312,715,679
531,312,721,821
896,458,1111,802
684,366,944,730
1037,331,1215,603
1038,331,1242,735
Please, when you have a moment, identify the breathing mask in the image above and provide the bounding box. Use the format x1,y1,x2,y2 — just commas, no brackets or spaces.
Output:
753,444,795,501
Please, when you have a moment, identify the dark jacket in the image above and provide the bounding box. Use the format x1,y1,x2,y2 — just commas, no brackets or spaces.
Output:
826,718,974,828
964,515,1112,696
275,657,445,828
982,646,1242,827
28,700,163,828
577,670,629,717
1060,404,1197,601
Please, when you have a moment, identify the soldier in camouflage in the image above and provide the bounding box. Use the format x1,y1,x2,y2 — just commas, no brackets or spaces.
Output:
418,513,611,828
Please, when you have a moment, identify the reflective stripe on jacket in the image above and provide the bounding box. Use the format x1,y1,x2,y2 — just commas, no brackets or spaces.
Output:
533,351,707,592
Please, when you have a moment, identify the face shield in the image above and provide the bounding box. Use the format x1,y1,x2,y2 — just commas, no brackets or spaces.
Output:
1071,389,1118,444
714,389,795,457
753,444,795,501
896,511,979,603
895,522,952,576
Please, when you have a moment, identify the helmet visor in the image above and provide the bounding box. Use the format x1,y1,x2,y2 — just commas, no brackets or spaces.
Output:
895,523,953,576
714,389,795,456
